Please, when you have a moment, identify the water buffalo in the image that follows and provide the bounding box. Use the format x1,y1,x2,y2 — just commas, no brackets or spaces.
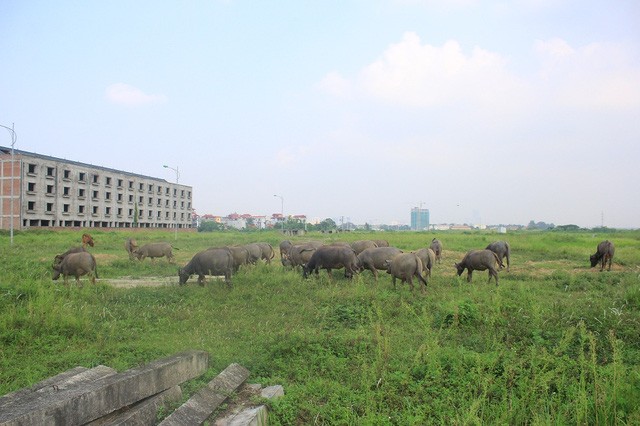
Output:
282,244,317,269
242,243,263,264
454,249,502,286
486,241,511,272
256,242,275,264
357,246,403,280
179,247,234,286
590,240,615,271
279,240,293,259
385,252,428,293
52,251,98,285
124,238,138,260
133,242,175,263
350,240,378,255
303,245,360,279
225,246,250,272
414,247,436,279
53,246,87,267
429,238,442,263
372,239,390,248
81,233,94,248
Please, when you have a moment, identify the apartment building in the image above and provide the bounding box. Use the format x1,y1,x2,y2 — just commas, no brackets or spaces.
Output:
0,146,193,230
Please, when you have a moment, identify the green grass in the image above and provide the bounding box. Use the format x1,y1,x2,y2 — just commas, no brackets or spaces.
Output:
1,228,639,424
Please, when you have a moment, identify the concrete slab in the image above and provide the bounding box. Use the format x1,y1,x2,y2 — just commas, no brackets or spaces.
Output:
0,366,117,415
226,405,268,426
159,363,250,426
87,385,182,426
0,350,208,426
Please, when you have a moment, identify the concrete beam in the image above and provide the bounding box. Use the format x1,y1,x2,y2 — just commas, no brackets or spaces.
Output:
0,350,208,426
87,386,182,426
159,363,250,425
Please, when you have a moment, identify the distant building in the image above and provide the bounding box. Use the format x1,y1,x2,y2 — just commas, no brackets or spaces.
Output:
410,207,430,231
0,145,193,230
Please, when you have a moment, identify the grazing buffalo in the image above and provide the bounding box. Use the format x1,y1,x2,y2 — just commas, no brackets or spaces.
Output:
225,246,250,272
590,240,615,272
357,246,403,280
414,248,436,279
485,241,511,272
429,238,442,263
385,252,428,293
303,245,360,279
179,247,234,286
53,246,87,267
242,243,263,264
133,242,175,263
350,240,378,255
372,239,390,248
279,240,293,259
282,244,317,269
256,242,275,264
81,233,94,248
124,238,138,260
52,251,98,285
454,249,502,286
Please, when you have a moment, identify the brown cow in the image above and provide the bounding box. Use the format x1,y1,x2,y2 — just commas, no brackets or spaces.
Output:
81,233,94,248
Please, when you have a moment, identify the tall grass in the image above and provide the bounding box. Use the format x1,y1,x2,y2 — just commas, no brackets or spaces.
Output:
1,229,639,424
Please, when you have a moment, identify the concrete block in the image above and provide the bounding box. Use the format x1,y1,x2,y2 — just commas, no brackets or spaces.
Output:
87,385,182,426
159,363,250,426
0,366,117,415
226,405,268,426
0,350,208,426
260,386,284,400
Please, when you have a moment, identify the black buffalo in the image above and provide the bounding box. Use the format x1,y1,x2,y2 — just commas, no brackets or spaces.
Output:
590,240,615,272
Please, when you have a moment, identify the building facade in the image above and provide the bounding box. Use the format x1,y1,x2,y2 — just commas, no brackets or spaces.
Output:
0,146,193,230
410,207,430,231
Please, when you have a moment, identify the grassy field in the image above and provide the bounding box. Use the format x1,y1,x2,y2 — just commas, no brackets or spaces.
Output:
1,228,639,424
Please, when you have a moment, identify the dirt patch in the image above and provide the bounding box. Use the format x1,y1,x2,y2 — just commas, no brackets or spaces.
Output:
101,276,177,288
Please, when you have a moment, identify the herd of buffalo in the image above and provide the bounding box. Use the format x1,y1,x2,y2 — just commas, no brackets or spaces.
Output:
50,234,616,290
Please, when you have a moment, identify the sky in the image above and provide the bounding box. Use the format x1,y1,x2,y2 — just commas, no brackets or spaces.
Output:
1,1,639,228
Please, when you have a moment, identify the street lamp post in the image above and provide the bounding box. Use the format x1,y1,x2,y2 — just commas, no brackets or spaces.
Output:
1,123,17,246
273,194,284,232
163,165,180,240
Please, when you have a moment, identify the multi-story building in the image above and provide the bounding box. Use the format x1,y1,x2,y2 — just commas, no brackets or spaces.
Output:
0,146,193,230
410,207,430,231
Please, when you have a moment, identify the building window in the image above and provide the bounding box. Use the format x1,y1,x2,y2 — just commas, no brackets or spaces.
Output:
105,207,111,216
79,172,86,182
138,196,143,204
165,200,170,207
117,193,123,203
128,209,133,217
157,198,162,207
46,167,55,177
128,180,134,189
181,190,185,198
117,207,123,217
92,206,98,215
63,204,70,213
46,202,54,213
92,190,99,200
157,186,162,194
27,182,36,193
128,194,134,203
78,205,85,214
138,183,144,191
148,197,153,206
117,179,123,188
78,188,85,198
165,187,170,195
173,200,177,208
46,184,54,195
173,188,177,196
106,192,111,200
166,212,170,219
148,210,153,218
187,191,191,199
105,177,112,186
27,201,35,211
148,184,153,193
139,209,144,218
92,174,99,184
63,170,71,180
27,163,37,175
63,187,70,197
157,211,161,219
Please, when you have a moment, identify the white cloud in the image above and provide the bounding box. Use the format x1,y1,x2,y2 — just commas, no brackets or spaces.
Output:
317,71,352,99
105,83,167,106
321,32,524,109
534,39,640,109
274,146,310,167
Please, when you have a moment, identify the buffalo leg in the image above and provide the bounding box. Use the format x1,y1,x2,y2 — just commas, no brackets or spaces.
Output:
467,270,473,282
